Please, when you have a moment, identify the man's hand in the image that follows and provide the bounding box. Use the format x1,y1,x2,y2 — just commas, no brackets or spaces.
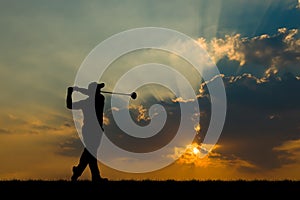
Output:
68,87,73,94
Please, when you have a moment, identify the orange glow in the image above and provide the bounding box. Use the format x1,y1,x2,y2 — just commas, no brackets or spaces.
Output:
175,143,210,166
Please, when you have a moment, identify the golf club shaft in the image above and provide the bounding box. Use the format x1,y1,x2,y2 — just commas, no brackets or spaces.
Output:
101,91,131,96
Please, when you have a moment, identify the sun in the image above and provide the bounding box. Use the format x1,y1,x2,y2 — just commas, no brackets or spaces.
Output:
193,146,200,155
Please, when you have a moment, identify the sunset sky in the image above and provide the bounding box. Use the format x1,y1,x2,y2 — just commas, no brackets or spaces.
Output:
1,0,300,181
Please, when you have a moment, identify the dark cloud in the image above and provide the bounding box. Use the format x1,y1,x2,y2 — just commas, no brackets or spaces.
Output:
56,136,83,157
63,122,72,127
242,28,300,73
223,72,300,111
31,124,60,131
199,72,300,171
0,128,12,134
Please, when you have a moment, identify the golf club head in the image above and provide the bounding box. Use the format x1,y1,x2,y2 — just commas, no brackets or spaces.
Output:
131,92,137,99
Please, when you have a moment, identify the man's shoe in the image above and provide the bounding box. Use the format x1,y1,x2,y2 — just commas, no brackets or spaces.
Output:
71,166,79,181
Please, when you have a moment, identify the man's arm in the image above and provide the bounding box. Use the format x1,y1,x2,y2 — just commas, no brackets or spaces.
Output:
95,85,105,131
73,86,89,95
66,86,87,110
66,87,73,109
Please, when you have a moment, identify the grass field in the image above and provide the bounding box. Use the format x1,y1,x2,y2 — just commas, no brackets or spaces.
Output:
1,180,299,198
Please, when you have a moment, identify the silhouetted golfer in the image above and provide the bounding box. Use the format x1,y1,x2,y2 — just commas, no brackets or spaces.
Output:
66,82,107,182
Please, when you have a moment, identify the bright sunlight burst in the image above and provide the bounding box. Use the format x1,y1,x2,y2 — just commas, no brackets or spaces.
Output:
193,146,200,155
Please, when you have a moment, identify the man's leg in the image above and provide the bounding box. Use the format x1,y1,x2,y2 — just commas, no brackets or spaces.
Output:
86,150,102,182
71,148,89,181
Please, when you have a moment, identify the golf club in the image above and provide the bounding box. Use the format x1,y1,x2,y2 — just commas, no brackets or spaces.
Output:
101,91,137,99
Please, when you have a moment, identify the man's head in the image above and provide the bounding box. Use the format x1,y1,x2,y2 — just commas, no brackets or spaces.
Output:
88,82,105,95
97,82,105,89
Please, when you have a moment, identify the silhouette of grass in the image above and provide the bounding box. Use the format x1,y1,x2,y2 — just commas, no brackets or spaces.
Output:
1,179,299,197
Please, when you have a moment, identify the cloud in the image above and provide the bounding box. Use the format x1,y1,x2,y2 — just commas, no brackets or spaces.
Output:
198,34,246,66
273,139,300,162
224,72,300,110
0,128,12,134
128,105,151,122
103,114,110,126
195,71,300,173
196,74,225,98
0,110,75,136
56,135,83,157
29,119,74,135
199,28,300,76
31,124,60,131
171,97,195,103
